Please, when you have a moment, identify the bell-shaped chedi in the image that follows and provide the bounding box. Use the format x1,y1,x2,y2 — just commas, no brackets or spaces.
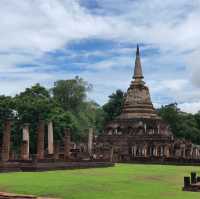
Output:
118,45,159,120
102,45,171,137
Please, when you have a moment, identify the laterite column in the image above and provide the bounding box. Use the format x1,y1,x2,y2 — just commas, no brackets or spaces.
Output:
64,128,71,161
21,123,30,160
1,120,12,161
54,141,60,160
21,141,28,160
88,128,93,156
36,120,45,160
110,147,114,162
48,121,54,155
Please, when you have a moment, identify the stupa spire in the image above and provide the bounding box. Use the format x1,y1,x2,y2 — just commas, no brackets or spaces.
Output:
133,44,144,80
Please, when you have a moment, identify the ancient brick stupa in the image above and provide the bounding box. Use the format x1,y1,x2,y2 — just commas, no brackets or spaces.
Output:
118,45,159,120
104,45,167,135
95,45,200,162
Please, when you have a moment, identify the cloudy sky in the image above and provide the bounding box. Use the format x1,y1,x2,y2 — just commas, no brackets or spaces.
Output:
0,0,200,113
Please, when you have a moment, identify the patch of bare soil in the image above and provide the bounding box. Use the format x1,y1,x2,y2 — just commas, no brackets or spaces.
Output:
0,192,59,199
134,175,163,182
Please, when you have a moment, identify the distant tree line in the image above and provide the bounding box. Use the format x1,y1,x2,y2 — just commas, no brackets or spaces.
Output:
0,77,200,153
158,103,200,144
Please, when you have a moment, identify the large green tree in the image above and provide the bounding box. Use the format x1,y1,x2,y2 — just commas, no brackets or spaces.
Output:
14,83,53,123
51,76,92,112
51,77,103,140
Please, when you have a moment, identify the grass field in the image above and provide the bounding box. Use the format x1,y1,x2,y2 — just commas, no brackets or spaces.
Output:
0,164,200,199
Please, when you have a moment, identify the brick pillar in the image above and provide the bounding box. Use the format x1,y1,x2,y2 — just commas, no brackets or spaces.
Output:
144,123,147,134
157,124,160,134
164,146,170,158
21,141,28,160
143,146,147,157
1,120,12,161
64,128,71,161
36,120,45,160
21,123,30,160
10,148,15,161
110,147,114,162
54,140,60,160
88,128,93,156
153,147,158,157
48,121,54,155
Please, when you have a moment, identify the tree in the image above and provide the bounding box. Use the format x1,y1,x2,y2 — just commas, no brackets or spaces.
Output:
194,112,200,129
74,101,104,136
51,76,92,112
158,103,200,144
158,103,180,135
94,107,106,134
0,95,15,119
103,89,125,122
0,95,15,145
14,83,53,123
48,106,79,141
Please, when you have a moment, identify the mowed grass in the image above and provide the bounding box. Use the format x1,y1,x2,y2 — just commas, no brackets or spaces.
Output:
0,164,200,199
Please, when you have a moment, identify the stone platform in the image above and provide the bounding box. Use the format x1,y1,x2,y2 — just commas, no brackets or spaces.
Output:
0,161,114,172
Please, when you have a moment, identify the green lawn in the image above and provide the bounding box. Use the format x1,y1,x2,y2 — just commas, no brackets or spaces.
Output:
0,164,200,199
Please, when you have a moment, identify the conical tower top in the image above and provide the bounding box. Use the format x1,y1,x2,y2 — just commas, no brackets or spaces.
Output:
136,44,140,56
133,45,144,80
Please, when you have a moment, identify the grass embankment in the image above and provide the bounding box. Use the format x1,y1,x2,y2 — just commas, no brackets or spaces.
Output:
0,164,200,199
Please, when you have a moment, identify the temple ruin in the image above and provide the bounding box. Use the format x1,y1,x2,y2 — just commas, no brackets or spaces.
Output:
94,45,200,163
0,118,113,171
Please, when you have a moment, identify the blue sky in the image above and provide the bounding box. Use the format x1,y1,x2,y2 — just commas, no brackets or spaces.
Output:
0,0,200,113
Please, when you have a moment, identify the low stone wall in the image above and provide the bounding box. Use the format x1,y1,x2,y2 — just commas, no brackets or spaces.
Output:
20,161,114,172
0,162,21,172
0,161,114,172
120,157,200,166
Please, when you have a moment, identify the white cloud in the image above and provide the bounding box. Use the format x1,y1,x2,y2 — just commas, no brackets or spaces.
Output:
179,102,200,114
186,50,200,87
0,0,200,112
0,0,123,53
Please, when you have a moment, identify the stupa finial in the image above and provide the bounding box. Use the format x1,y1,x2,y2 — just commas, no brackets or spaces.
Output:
133,44,144,80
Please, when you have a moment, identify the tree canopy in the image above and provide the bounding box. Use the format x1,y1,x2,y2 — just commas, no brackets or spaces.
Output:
0,77,101,152
103,89,125,122
51,76,92,112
